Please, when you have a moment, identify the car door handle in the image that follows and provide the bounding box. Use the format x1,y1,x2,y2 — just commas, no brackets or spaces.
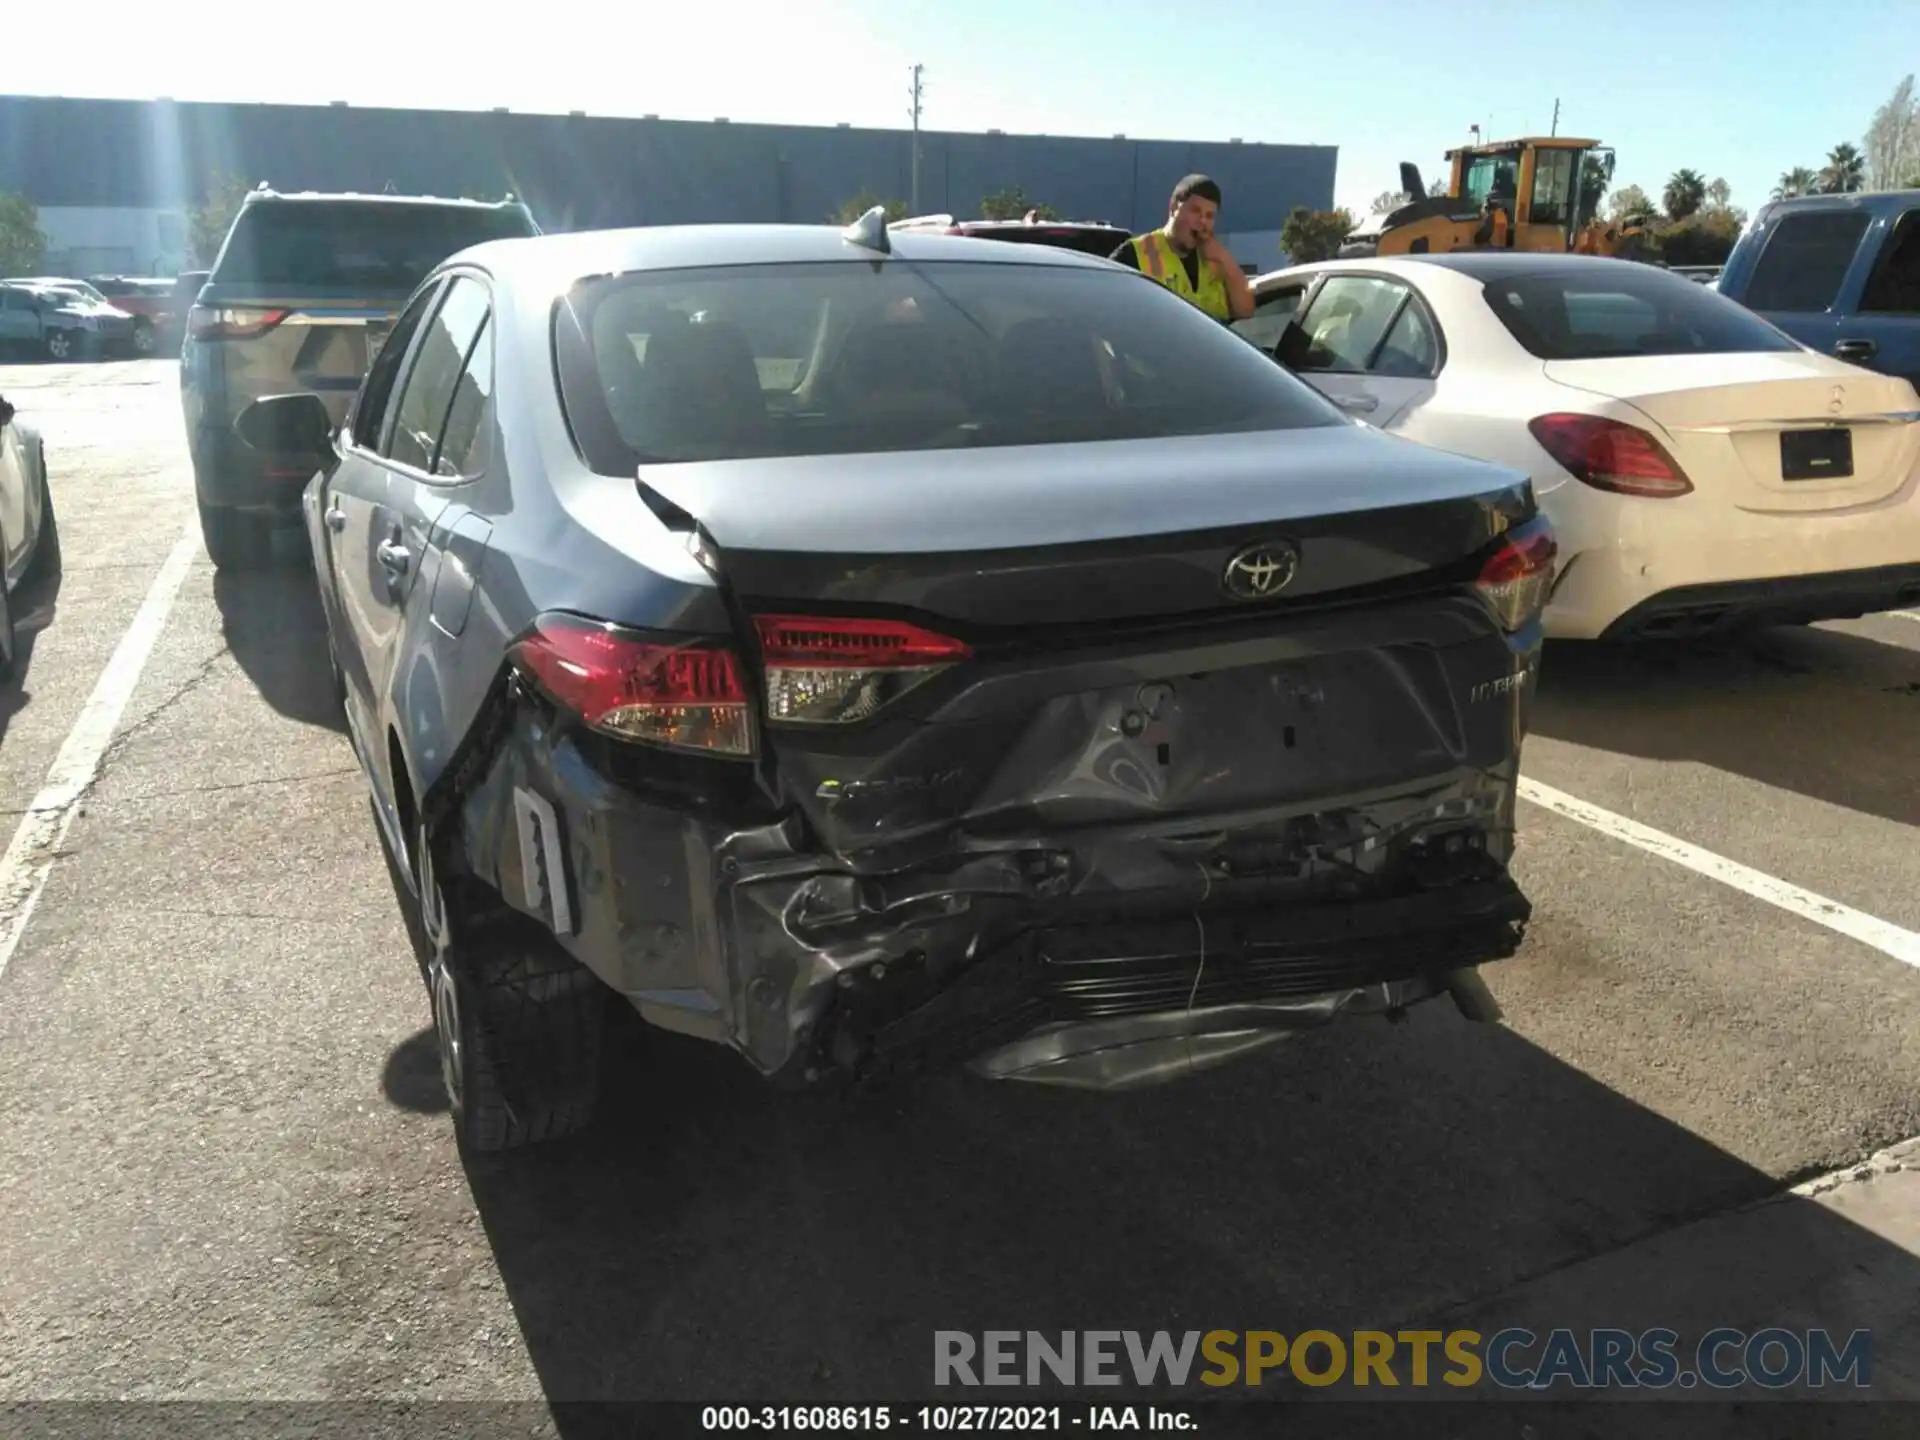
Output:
324,505,347,532
1335,393,1380,413
1835,338,1878,362
376,538,411,576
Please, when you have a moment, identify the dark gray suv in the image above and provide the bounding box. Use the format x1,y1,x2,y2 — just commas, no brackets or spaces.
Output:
181,188,538,569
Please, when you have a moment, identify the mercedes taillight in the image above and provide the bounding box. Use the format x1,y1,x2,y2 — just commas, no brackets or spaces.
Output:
1528,412,1694,498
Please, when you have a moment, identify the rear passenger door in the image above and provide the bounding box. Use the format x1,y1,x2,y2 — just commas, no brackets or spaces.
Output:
1730,207,1873,359
1843,206,1920,387
341,272,493,767
1284,274,1443,428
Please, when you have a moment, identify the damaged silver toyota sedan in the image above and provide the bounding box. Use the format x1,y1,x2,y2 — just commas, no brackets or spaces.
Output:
257,214,1553,1151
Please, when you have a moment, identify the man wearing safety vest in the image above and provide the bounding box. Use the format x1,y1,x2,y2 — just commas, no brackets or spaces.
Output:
1109,174,1255,324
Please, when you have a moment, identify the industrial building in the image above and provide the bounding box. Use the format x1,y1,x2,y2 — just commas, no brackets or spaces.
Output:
0,93,1337,278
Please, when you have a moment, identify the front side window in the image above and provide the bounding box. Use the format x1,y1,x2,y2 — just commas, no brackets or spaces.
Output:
384,276,490,472
554,260,1344,472
1461,154,1521,208
1859,209,1920,315
349,281,443,451
1232,284,1307,353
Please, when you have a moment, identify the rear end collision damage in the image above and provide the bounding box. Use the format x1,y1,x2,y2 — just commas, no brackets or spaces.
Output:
434,509,1553,1106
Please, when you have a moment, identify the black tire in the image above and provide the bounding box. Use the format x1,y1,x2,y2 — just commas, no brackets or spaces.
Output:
27,441,60,589
416,821,605,1152
131,319,157,356
44,329,75,362
197,500,272,572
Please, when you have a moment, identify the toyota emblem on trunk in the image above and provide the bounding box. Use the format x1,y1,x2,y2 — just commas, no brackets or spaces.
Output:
1223,542,1300,599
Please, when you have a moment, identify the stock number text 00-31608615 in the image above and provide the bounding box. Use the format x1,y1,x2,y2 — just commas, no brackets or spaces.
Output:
701,1406,1088,1432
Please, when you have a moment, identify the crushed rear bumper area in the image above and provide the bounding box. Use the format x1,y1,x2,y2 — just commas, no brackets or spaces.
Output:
1599,562,1920,641
452,709,1531,1092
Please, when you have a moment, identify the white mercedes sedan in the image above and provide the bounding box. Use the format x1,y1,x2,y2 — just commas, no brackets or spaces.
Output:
1236,253,1920,640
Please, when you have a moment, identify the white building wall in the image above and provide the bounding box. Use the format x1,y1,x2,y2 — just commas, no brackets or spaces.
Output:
34,207,191,278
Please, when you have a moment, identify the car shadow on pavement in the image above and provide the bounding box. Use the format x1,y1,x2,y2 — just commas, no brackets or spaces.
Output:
1532,626,1920,827
429,995,1920,1422
212,545,347,735
0,550,66,743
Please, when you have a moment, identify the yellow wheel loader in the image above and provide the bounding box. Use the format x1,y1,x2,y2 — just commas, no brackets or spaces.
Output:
1340,137,1655,260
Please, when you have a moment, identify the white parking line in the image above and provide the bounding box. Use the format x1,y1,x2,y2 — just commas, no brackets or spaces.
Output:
0,519,200,986
1519,778,1920,970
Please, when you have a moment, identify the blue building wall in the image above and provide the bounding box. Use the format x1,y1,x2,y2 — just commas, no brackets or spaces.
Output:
0,94,1337,235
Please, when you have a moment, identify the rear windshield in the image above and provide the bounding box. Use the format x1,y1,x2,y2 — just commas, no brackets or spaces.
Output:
966,227,1134,258
214,203,536,291
554,259,1344,470
1479,267,1798,361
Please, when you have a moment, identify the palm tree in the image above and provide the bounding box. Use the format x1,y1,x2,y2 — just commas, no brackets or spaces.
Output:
1663,169,1707,221
1773,167,1819,200
1819,142,1865,194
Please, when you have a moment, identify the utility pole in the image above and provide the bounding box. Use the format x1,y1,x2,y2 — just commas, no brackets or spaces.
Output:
1550,97,1560,137
908,64,925,214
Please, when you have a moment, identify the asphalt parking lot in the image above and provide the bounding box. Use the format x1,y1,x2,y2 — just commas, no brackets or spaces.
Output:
1,359,1918,1427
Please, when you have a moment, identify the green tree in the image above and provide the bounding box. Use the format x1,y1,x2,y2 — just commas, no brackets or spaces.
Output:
1608,183,1654,223
1658,209,1745,266
1663,169,1707,221
1280,206,1355,263
1705,177,1732,210
980,186,1057,221
1773,166,1819,200
832,190,908,225
191,171,255,265
1819,142,1865,194
1578,150,1617,223
0,191,48,275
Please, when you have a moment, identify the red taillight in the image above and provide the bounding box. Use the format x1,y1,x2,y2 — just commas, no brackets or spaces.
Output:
510,614,752,756
187,305,290,341
1528,412,1693,498
755,615,971,725
1475,517,1558,631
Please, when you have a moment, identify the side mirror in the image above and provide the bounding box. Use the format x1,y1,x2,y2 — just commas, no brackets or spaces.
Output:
0,397,13,429
235,393,334,456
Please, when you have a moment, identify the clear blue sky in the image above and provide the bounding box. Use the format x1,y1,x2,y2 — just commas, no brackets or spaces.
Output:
15,0,1916,219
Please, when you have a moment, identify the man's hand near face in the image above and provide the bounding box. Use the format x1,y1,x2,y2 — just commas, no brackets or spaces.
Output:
1198,236,1256,321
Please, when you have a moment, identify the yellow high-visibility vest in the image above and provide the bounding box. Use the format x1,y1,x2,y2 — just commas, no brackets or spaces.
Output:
1131,230,1232,321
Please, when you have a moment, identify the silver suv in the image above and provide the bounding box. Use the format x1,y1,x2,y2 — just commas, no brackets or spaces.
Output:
181,188,539,570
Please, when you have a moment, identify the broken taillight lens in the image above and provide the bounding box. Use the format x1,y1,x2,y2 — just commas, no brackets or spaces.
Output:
510,614,753,756
1475,517,1558,632
755,614,972,725
1528,412,1694,498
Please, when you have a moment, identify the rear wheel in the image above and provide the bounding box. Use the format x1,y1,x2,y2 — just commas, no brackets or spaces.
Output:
43,330,74,362
416,821,606,1152
131,319,157,356
197,500,272,572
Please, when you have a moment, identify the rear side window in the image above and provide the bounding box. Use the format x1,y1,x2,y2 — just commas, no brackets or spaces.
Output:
213,202,534,291
1743,211,1871,312
384,276,491,473
1859,209,1920,315
554,260,1344,471
1480,268,1798,360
